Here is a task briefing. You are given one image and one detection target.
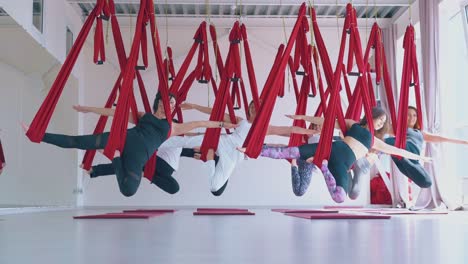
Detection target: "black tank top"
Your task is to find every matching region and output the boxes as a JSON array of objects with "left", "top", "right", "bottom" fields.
[
  {"left": 345, "top": 123, "right": 372, "bottom": 149},
  {"left": 135, "top": 113, "right": 170, "bottom": 156}
]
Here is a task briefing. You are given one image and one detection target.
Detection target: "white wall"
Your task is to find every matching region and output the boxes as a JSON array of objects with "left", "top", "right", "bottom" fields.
[
  {"left": 0, "top": 0, "right": 83, "bottom": 64},
  {"left": 0, "top": 1, "right": 85, "bottom": 206},
  {"left": 0, "top": 60, "right": 79, "bottom": 206},
  {"left": 80, "top": 22, "right": 373, "bottom": 207}
]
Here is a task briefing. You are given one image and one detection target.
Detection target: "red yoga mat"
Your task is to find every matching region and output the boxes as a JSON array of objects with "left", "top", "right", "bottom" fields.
[
  {"left": 285, "top": 212, "right": 391, "bottom": 220},
  {"left": 74, "top": 212, "right": 167, "bottom": 219},
  {"left": 366, "top": 210, "right": 448, "bottom": 215},
  {"left": 193, "top": 210, "right": 255, "bottom": 216},
  {"left": 196, "top": 208, "right": 249, "bottom": 212},
  {"left": 323, "top": 206, "right": 364, "bottom": 209},
  {"left": 122, "top": 209, "right": 176, "bottom": 213},
  {"left": 272, "top": 209, "right": 339, "bottom": 213}
]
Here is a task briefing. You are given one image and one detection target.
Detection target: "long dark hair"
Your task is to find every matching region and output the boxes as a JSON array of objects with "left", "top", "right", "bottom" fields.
[
  {"left": 358, "top": 106, "right": 388, "bottom": 129},
  {"left": 152, "top": 92, "right": 176, "bottom": 113},
  {"left": 408, "top": 106, "right": 421, "bottom": 130}
]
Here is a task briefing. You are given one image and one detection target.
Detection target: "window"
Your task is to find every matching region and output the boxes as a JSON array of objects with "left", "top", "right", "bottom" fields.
[
  {"left": 465, "top": 5, "right": 468, "bottom": 24},
  {"left": 66, "top": 27, "right": 73, "bottom": 56},
  {"left": 32, "top": 0, "right": 44, "bottom": 33}
]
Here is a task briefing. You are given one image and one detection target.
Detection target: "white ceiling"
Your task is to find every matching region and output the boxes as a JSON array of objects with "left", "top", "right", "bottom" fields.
[{"left": 67, "top": 0, "right": 417, "bottom": 20}]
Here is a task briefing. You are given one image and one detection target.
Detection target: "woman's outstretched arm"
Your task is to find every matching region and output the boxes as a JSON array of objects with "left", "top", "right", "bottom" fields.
[
  {"left": 180, "top": 103, "right": 242, "bottom": 123},
  {"left": 372, "top": 137, "right": 431, "bottom": 162},
  {"left": 423, "top": 132, "right": 468, "bottom": 145},
  {"left": 171, "top": 121, "right": 238, "bottom": 136},
  {"left": 73, "top": 105, "right": 144, "bottom": 124}
]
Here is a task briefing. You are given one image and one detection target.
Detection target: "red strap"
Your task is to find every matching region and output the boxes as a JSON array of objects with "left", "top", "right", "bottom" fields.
[
  {"left": 0, "top": 139, "right": 5, "bottom": 168},
  {"left": 243, "top": 4, "right": 307, "bottom": 158},
  {"left": 240, "top": 24, "right": 260, "bottom": 110},
  {"left": 103, "top": 0, "right": 148, "bottom": 159},
  {"left": 199, "top": 22, "right": 243, "bottom": 160},
  {"left": 26, "top": 4, "right": 102, "bottom": 142}
]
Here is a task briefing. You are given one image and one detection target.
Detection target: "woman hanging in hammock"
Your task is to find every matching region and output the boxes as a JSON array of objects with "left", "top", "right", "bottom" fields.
[
  {"left": 160, "top": 100, "right": 319, "bottom": 196},
  {"left": 238, "top": 107, "right": 431, "bottom": 203},
  {"left": 22, "top": 92, "right": 238, "bottom": 197},
  {"left": 379, "top": 106, "right": 468, "bottom": 188}
]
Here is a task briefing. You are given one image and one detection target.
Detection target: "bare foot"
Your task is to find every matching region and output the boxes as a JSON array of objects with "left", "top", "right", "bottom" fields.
[
  {"left": 236, "top": 147, "right": 246, "bottom": 153},
  {"left": 291, "top": 159, "right": 297, "bottom": 167},
  {"left": 79, "top": 164, "right": 93, "bottom": 175},
  {"left": 114, "top": 150, "right": 121, "bottom": 158},
  {"left": 20, "top": 122, "right": 29, "bottom": 133},
  {"left": 206, "top": 149, "right": 215, "bottom": 161}
]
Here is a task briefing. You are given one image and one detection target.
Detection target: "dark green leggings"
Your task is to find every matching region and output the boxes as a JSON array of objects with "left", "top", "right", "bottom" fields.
[
  {"left": 384, "top": 137, "right": 432, "bottom": 188},
  {"left": 43, "top": 131, "right": 144, "bottom": 197},
  {"left": 90, "top": 148, "right": 222, "bottom": 195}
]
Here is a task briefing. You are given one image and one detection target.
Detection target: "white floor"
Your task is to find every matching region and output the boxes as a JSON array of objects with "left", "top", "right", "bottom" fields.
[{"left": 0, "top": 208, "right": 467, "bottom": 264}]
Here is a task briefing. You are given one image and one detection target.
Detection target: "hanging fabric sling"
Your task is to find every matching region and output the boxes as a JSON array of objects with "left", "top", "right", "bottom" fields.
[
  {"left": 0, "top": 139, "right": 5, "bottom": 170},
  {"left": 242, "top": 3, "right": 307, "bottom": 158},
  {"left": 26, "top": 0, "right": 110, "bottom": 142},
  {"left": 395, "top": 24, "right": 423, "bottom": 151}
]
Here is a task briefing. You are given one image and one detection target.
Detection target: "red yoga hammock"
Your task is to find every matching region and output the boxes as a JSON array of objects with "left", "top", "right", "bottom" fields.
[{"left": 0, "top": 139, "right": 5, "bottom": 170}]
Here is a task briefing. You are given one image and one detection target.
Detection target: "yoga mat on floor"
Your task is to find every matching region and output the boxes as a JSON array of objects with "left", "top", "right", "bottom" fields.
[
  {"left": 196, "top": 208, "right": 249, "bottom": 212},
  {"left": 193, "top": 210, "right": 255, "bottom": 215},
  {"left": 362, "top": 210, "right": 448, "bottom": 215},
  {"left": 285, "top": 212, "right": 391, "bottom": 220},
  {"left": 323, "top": 206, "right": 364, "bottom": 209},
  {"left": 272, "top": 209, "right": 339, "bottom": 213},
  {"left": 122, "top": 209, "right": 176, "bottom": 213},
  {"left": 74, "top": 212, "right": 167, "bottom": 219}
]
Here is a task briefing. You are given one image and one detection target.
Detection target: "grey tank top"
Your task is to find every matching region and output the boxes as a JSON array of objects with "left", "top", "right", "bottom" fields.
[{"left": 406, "top": 128, "right": 423, "bottom": 151}]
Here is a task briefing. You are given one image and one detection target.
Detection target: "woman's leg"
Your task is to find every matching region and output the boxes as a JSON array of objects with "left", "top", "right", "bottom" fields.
[
  {"left": 89, "top": 163, "right": 115, "bottom": 178},
  {"left": 384, "top": 137, "right": 432, "bottom": 188},
  {"left": 291, "top": 159, "right": 316, "bottom": 196},
  {"left": 260, "top": 145, "right": 301, "bottom": 159},
  {"left": 112, "top": 155, "right": 143, "bottom": 197},
  {"left": 320, "top": 161, "right": 347, "bottom": 203},
  {"left": 349, "top": 155, "right": 376, "bottom": 200},
  {"left": 42, "top": 132, "right": 109, "bottom": 150},
  {"left": 152, "top": 156, "right": 180, "bottom": 194}
]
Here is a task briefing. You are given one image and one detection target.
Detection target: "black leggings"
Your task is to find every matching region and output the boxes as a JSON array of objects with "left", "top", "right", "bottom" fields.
[
  {"left": 91, "top": 156, "right": 180, "bottom": 194},
  {"left": 384, "top": 137, "right": 432, "bottom": 188},
  {"left": 43, "top": 131, "right": 144, "bottom": 197},
  {"left": 90, "top": 148, "right": 220, "bottom": 195}
]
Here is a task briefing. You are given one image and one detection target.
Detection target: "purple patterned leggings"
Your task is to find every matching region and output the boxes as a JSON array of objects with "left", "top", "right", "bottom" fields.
[{"left": 261, "top": 146, "right": 346, "bottom": 203}]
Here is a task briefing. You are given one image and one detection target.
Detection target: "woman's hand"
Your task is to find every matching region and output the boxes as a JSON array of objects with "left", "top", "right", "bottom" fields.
[
  {"left": 73, "top": 105, "right": 91, "bottom": 113},
  {"left": 285, "top": 114, "right": 302, "bottom": 120},
  {"left": 180, "top": 103, "right": 196, "bottom": 110},
  {"left": 221, "top": 122, "right": 239, "bottom": 129}
]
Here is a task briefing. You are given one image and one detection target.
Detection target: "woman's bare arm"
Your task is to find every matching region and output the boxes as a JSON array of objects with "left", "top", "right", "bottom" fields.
[
  {"left": 180, "top": 103, "right": 242, "bottom": 123},
  {"left": 266, "top": 125, "right": 319, "bottom": 136},
  {"left": 372, "top": 137, "right": 431, "bottom": 162},
  {"left": 285, "top": 115, "right": 356, "bottom": 130},
  {"left": 171, "top": 121, "right": 238, "bottom": 136},
  {"left": 73, "top": 105, "right": 144, "bottom": 124},
  {"left": 423, "top": 131, "right": 468, "bottom": 145}
]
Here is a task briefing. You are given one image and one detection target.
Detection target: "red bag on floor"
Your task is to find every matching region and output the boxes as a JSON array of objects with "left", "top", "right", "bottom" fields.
[{"left": 370, "top": 173, "right": 392, "bottom": 205}]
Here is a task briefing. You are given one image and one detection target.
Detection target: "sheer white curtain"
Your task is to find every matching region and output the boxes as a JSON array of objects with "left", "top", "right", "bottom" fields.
[{"left": 413, "top": 0, "right": 462, "bottom": 210}]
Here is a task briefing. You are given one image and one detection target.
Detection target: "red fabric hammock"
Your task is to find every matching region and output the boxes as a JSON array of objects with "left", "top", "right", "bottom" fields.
[
  {"left": 395, "top": 24, "right": 423, "bottom": 150},
  {"left": 82, "top": 0, "right": 144, "bottom": 171},
  {"left": 198, "top": 22, "right": 244, "bottom": 161},
  {"left": 26, "top": 0, "right": 108, "bottom": 142},
  {"left": 312, "top": 4, "right": 375, "bottom": 167},
  {"left": 242, "top": 3, "right": 307, "bottom": 158},
  {"left": 0, "top": 139, "right": 5, "bottom": 170}
]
